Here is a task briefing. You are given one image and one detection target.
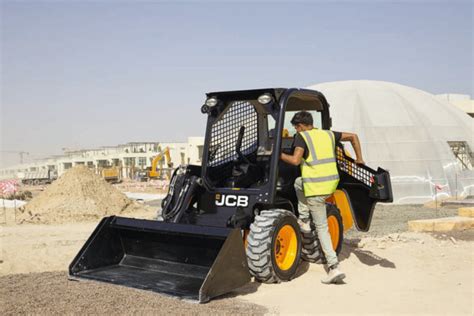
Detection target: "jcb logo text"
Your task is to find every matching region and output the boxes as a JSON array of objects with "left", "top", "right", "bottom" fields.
[{"left": 215, "top": 194, "right": 249, "bottom": 207}]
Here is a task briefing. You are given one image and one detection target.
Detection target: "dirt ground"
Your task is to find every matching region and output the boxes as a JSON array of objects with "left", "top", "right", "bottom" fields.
[
  {"left": 347, "top": 203, "right": 460, "bottom": 238},
  {"left": 0, "top": 222, "right": 96, "bottom": 275},
  {"left": 240, "top": 232, "right": 473, "bottom": 315},
  {"left": 1, "top": 271, "right": 266, "bottom": 315},
  {"left": 1, "top": 204, "right": 473, "bottom": 315}
]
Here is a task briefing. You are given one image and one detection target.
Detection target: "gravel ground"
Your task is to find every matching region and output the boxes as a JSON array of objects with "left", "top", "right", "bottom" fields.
[
  {"left": 2, "top": 203, "right": 471, "bottom": 315},
  {"left": 0, "top": 272, "right": 267, "bottom": 315},
  {"left": 346, "top": 204, "right": 460, "bottom": 239}
]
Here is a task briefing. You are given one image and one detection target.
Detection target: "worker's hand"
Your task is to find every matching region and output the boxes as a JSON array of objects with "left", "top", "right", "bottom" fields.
[{"left": 355, "top": 158, "right": 365, "bottom": 165}]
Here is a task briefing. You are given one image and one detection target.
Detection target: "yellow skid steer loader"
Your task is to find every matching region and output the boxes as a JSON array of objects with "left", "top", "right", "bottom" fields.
[{"left": 69, "top": 88, "right": 392, "bottom": 302}]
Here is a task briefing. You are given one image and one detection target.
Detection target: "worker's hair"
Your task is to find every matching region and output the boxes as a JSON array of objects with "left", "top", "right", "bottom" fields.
[{"left": 290, "top": 111, "right": 313, "bottom": 126}]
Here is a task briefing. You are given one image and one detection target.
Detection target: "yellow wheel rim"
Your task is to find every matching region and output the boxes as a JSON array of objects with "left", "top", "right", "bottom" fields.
[
  {"left": 243, "top": 229, "right": 250, "bottom": 249},
  {"left": 274, "top": 224, "right": 298, "bottom": 271},
  {"left": 327, "top": 215, "right": 340, "bottom": 250}
]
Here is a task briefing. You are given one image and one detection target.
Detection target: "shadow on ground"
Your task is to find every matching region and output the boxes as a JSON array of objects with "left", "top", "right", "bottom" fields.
[
  {"left": 219, "top": 281, "right": 262, "bottom": 300},
  {"left": 223, "top": 261, "right": 310, "bottom": 299},
  {"left": 340, "top": 240, "right": 396, "bottom": 268}
]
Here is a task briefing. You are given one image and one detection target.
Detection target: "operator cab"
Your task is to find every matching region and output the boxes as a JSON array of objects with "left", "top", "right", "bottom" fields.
[
  {"left": 201, "top": 89, "right": 331, "bottom": 200},
  {"left": 167, "top": 87, "right": 391, "bottom": 229},
  {"left": 202, "top": 96, "right": 272, "bottom": 189}
]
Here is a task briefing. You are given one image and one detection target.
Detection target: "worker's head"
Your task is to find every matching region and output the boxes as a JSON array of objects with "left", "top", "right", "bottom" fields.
[{"left": 290, "top": 111, "right": 313, "bottom": 132}]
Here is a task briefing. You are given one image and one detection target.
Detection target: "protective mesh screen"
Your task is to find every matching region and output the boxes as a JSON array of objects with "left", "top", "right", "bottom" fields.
[
  {"left": 207, "top": 101, "right": 258, "bottom": 183},
  {"left": 336, "top": 146, "right": 374, "bottom": 187}
]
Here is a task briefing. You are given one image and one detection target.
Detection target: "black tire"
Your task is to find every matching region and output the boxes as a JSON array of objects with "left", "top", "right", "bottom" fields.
[
  {"left": 300, "top": 221, "right": 323, "bottom": 263},
  {"left": 300, "top": 204, "right": 344, "bottom": 264},
  {"left": 246, "top": 209, "right": 301, "bottom": 283},
  {"left": 326, "top": 204, "right": 344, "bottom": 255}
]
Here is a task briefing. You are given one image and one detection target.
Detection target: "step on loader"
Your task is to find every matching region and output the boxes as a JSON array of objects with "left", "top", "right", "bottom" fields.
[{"left": 69, "top": 88, "right": 393, "bottom": 302}]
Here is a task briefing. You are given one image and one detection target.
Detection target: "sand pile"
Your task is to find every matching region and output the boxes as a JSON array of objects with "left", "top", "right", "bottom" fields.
[{"left": 18, "top": 166, "right": 148, "bottom": 224}]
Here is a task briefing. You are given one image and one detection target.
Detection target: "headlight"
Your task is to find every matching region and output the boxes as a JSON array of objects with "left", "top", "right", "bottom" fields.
[
  {"left": 201, "top": 105, "right": 209, "bottom": 114},
  {"left": 258, "top": 93, "right": 272, "bottom": 104},
  {"left": 205, "top": 97, "right": 218, "bottom": 107}
]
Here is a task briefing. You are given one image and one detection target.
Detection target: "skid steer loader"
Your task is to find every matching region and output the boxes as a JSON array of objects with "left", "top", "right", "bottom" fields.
[{"left": 69, "top": 88, "right": 393, "bottom": 302}]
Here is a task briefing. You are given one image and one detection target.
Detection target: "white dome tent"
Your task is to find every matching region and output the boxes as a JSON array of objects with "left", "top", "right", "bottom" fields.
[{"left": 307, "top": 80, "right": 474, "bottom": 204}]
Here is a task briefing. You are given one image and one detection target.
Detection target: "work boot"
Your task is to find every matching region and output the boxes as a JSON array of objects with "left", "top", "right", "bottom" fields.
[
  {"left": 321, "top": 265, "right": 346, "bottom": 284},
  {"left": 297, "top": 219, "right": 311, "bottom": 232}
]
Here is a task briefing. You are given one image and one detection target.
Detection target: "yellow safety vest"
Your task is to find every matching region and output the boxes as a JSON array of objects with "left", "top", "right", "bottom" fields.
[{"left": 299, "top": 129, "right": 340, "bottom": 197}]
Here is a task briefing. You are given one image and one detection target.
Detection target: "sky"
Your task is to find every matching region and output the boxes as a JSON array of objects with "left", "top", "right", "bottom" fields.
[{"left": 1, "top": 0, "right": 473, "bottom": 167}]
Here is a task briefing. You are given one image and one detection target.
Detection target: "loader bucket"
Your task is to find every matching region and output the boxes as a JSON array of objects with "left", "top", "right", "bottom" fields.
[{"left": 69, "top": 216, "right": 251, "bottom": 303}]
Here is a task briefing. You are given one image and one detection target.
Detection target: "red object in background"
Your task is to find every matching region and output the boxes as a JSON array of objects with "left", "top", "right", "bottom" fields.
[
  {"left": 435, "top": 184, "right": 442, "bottom": 192},
  {"left": 0, "top": 179, "right": 19, "bottom": 195}
]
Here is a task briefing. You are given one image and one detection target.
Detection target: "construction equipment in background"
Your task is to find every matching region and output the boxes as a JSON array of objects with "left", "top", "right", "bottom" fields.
[
  {"left": 148, "top": 147, "right": 173, "bottom": 180},
  {"left": 19, "top": 169, "right": 58, "bottom": 185},
  {"left": 135, "top": 170, "right": 149, "bottom": 182},
  {"left": 101, "top": 166, "right": 121, "bottom": 183},
  {"left": 70, "top": 88, "right": 393, "bottom": 303}
]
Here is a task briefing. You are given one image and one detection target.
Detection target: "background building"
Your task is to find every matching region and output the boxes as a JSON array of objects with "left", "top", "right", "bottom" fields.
[
  {"left": 0, "top": 137, "right": 204, "bottom": 180},
  {"left": 436, "top": 94, "right": 474, "bottom": 117}
]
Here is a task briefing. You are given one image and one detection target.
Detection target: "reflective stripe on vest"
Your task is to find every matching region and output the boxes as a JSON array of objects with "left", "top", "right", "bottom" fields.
[{"left": 299, "top": 129, "right": 339, "bottom": 197}]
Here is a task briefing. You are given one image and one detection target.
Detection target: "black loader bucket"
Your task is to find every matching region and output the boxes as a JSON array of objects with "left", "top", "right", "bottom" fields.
[{"left": 69, "top": 216, "right": 251, "bottom": 303}]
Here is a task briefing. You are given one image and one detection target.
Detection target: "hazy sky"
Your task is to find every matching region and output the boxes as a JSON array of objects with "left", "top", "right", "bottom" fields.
[{"left": 1, "top": 0, "right": 472, "bottom": 167}]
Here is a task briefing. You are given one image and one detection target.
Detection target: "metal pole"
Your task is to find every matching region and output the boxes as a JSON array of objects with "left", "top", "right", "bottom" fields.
[{"left": 455, "top": 172, "right": 458, "bottom": 200}]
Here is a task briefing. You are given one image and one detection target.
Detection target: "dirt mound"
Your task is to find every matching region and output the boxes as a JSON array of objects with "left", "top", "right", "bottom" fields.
[{"left": 17, "top": 166, "right": 146, "bottom": 224}]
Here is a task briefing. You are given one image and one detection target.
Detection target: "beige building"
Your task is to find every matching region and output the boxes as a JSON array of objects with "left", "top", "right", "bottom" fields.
[
  {"left": 436, "top": 94, "right": 474, "bottom": 117},
  {"left": 0, "top": 137, "right": 204, "bottom": 180}
]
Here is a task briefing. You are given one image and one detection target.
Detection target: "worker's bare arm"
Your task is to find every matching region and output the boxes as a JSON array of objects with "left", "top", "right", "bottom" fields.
[
  {"left": 340, "top": 132, "right": 365, "bottom": 164},
  {"left": 280, "top": 147, "right": 305, "bottom": 166}
]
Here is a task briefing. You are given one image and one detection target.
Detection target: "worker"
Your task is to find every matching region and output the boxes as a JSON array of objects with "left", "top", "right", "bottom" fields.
[{"left": 280, "top": 111, "right": 364, "bottom": 284}]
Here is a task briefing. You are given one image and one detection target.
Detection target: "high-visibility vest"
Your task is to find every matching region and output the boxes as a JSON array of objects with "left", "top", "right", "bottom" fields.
[{"left": 299, "top": 129, "right": 339, "bottom": 197}]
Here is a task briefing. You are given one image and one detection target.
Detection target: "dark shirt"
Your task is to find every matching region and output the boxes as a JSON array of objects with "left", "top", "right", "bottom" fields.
[{"left": 293, "top": 130, "right": 342, "bottom": 160}]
